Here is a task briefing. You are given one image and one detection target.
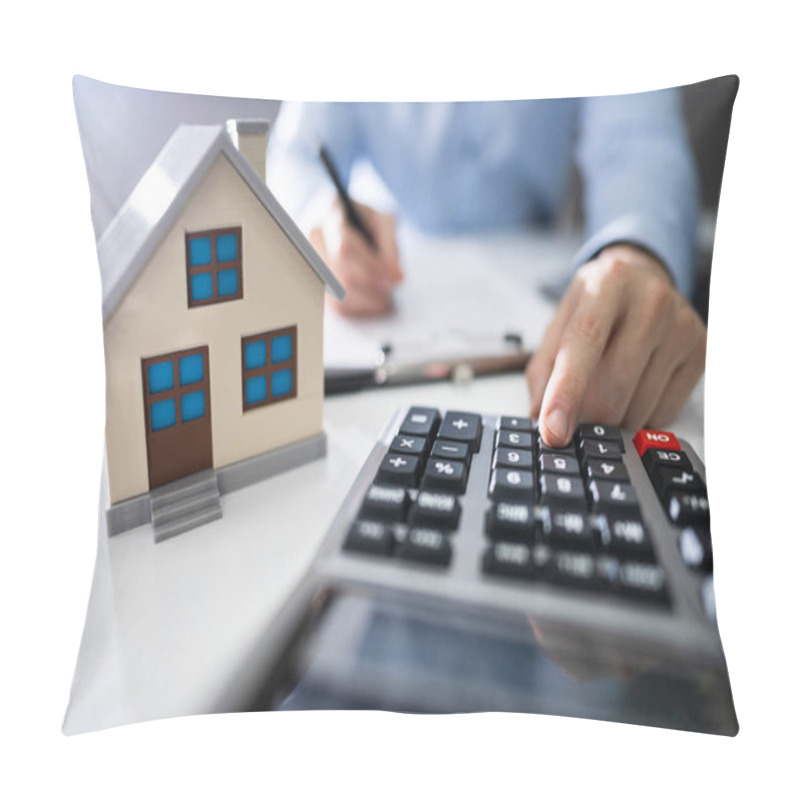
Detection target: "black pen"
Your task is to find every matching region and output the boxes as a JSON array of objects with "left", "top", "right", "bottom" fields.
[{"left": 317, "top": 142, "right": 378, "bottom": 251}]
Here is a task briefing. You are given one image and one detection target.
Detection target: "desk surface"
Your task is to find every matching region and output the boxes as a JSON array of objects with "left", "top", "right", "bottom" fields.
[{"left": 63, "top": 232, "right": 706, "bottom": 734}]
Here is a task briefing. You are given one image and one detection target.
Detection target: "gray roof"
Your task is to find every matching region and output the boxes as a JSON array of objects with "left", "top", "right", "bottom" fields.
[{"left": 97, "top": 123, "right": 345, "bottom": 321}]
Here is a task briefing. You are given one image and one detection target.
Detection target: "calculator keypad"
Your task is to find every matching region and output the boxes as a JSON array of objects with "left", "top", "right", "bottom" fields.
[
  {"left": 343, "top": 408, "right": 713, "bottom": 613},
  {"left": 483, "top": 422, "right": 670, "bottom": 605}
]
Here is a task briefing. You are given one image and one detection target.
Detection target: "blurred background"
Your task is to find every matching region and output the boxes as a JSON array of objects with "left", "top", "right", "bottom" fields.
[{"left": 73, "top": 74, "right": 737, "bottom": 322}]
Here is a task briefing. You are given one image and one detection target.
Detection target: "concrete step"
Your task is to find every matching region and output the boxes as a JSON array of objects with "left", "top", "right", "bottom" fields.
[
  {"left": 153, "top": 504, "right": 223, "bottom": 543},
  {"left": 151, "top": 489, "right": 220, "bottom": 527},
  {"left": 149, "top": 469, "right": 222, "bottom": 543},
  {"left": 150, "top": 469, "right": 219, "bottom": 512}
]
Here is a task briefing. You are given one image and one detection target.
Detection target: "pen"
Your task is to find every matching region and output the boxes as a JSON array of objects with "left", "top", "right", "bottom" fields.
[{"left": 317, "top": 142, "right": 378, "bottom": 251}]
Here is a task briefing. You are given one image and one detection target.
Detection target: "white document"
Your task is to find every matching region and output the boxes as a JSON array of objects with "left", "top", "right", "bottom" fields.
[{"left": 323, "top": 228, "right": 576, "bottom": 374}]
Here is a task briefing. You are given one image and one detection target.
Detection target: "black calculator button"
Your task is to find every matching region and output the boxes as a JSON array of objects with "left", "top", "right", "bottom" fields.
[
  {"left": 489, "top": 468, "right": 536, "bottom": 504},
  {"left": 584, "top": 457, "right": 629, "bottom": 483},
  {"left": 360, "top": 484, "right": 410, "bottom": 522},
  {"left": 537, "top": 435, "right": 576, "bottom": 457},
  {"left": 667, "top": 491, "right": 710, "bottom": 526},
  {"left": 439, "top": 411, "right": 483, "bottom": 452},
  {"left": 588, "top": 479, "right": 638, "bottom": 511},
  {"left": 642, "top": 447, "right": 693, "bottom": 474},
  {"left": 594, "top": 513, "right": 655, "bottom": 560},
  {"left": 422, "top": 458, "right": 468, "bottom": 494},
  {"left": 408, "top": 491, "right": 461, "bottom": 531},
  {"left": 679, "top": 526, "right": 713, "bottom": 573},
  {"left": 343, "top": 520, "right": 395, "bottom": 557},
  {"left": 577, "top": 423, "right": 624, "bottom": 450},
  {"left": 499, "top": 416, "right": 534, "bottom": 433},
  {"left": 539, "top": 474, "right": 587, "bottom": 508},
  {"left": 482, "top": 542, "right": 536, "bottom": 580},
  {"left": 580, "top": 439, "right": 623, "bottom": 461},
  {"left": 494, "top": 447, "right": 534, "bottom": 470},
  {"left": 539, "top": 506, "right": 594, "bottom": 550},
  {"left": 485, "top": 502, "right": 537, "bottom": 542},
  {"left": 652, "top": 465, "right": 705, "bottom": 497},
  {"left": 539, "top": 453, "right": 581, "bottom": 476},
  {"left": 617, "top": 562, "right": 670, "bottom": 605},
  {"left": 549, "top": 550, "right": 597, "bottom": 590},
  {"left": 595, "top": 556, "right": 621, "bottom": 590},
  {"left": 377, "top": 453, "right": 422, "bottom": 487},
  {"left": 389, "top": 435, "right": 428, "bottom": 456},
  {"left": 397, "top": 528, "right": 452, "bottom": 566},
  {"left": 496, "top": 429, "right": 533, "bottom": 450},
  {"left": 399, "top": 407, "right": 440, "bottom": 441},
  {"left": 430, "top": 440, "right": 470, "bottom": 462}
]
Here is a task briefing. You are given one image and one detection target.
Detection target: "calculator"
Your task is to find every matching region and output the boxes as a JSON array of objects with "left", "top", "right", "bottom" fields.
[{"left": 259, "top": 406, "right": 737, "bottom": 734}]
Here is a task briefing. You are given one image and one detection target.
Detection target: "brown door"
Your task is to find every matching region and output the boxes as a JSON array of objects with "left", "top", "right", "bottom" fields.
[{"left": 142, "top": 346, "right": 213, "bottom": 490}]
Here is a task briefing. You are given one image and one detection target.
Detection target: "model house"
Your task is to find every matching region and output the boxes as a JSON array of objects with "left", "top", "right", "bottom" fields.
[{"left": 97, "top": 120, "right": 344, "bottom": 541}]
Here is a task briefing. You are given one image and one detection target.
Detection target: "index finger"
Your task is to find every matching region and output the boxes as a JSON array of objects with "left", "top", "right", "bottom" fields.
[{"left": 538, "top": 282, "right": 624, "bottom": 447}]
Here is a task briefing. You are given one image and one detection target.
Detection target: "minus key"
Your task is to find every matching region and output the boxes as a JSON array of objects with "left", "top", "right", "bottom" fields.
[{"left": 431, "top": 440, "right": 470, "bottom": 461}]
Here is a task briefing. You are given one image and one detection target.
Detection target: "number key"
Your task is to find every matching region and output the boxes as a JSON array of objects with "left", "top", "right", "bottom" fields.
[
  {"left": 539, "top": 452, "right": 581, "bottom": 476},
  {"left": 581, "top": 439, "right": 623, "bottom": 461},
  {"left": 489, "top": 468, "right": 536, "bottom": 504},
  {"left": 588, "top": 479, "right": 638, "bottom": 511},
  {"left": 539, "top": 474, "right": 587, "bottom": 509},
  {"left": 497, "top": 430, "right": 533, "bottom": 450},
  {"left": 494, "top": 447, "right": 534, "bottom": 470},
  {"left": 584, "top": 457, "right": 629, "bottom": 483}
]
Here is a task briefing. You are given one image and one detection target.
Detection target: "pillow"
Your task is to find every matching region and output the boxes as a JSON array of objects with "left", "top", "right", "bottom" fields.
[{"left": 64, "top": 74, "right": 738, "bottom": 736}]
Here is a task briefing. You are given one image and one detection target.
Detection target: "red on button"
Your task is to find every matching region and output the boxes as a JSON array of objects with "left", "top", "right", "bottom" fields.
[{"left": 633, "top": 429, "right": 681, "bottom": 457}]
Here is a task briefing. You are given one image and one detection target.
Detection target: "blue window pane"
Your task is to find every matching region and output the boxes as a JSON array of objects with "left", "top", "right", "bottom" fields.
[
  {"left": 246, "top": 375, "right": 268, "bottom": 405},
  {"left": 244, "top": 340, "right": 267, "bottom": 369},
  {"left": 216, "top": 234, "right": 238, "bottom": 263},
  {"left": 179, "top": 353, "right": 204, "bottom": 386},
  {"left": 271, "top": 334, "right": 293, "bottom": 364},
  {"left": 181, "top": 390, "right": 205, "bottom": 422},
  {"left": 271, "top": 369, "right": 293, "bottom": 398},
  {"left": 148, "top": 361, "right": 174, "bottom": 393},
  {"left": 189, "top": 237, "right": 212, "bottom": 266},
  {"left": 150, "top": 398, "right": 176, "bottom": 431},
  {"left": 191, "top": 272, "right": 214, "bottom": 301},
  {"left": 217, "top": 268, "right": 239, "bottom": 297}
]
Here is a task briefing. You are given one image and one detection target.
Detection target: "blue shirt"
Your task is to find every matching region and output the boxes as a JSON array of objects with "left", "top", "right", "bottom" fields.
[{"left": 266, "top": 92, "right": 699, "bottom": 296}]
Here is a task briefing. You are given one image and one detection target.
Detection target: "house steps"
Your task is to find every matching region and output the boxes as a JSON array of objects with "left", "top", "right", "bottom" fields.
[{"left": 149, "top": 469, "right": 222, "bottom": 543}]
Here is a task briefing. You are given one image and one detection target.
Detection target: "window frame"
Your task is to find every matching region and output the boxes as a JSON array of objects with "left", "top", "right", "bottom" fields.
[
  {"left": 185, "top": 227, "right": 244, "bottom": 308},
  {"left": 141, "top": 346, "right": 211, "bottom": 433},
  {"left": 241, "top": 326, "right": 298, "bottom": 411}
]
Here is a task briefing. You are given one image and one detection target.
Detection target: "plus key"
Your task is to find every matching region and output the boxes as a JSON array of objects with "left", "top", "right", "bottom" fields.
[{"left": 439, "top": 411, "right": 483, "bottom": 453}]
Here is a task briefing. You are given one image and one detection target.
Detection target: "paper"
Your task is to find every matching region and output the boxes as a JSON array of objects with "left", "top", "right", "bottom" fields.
[{"left": 323, "top": 228, "right": 575, "bottom": 373}]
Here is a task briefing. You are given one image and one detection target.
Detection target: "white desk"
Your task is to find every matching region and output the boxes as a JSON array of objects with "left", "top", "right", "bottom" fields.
[{"left": 62, "top": 232, "right": 705, "bottom": 734}]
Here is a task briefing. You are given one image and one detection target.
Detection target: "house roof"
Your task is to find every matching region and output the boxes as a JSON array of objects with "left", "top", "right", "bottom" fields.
[{"left": 97, "top": 123, "right": 345, "bottom": 321}]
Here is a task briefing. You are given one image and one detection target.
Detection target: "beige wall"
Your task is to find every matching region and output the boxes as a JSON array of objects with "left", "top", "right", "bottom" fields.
[{"left": 103, "top": 154, "right": 325, "bottom": 505}]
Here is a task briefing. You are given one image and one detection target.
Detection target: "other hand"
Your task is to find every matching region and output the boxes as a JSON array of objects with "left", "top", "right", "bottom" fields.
[
  {"left": 309, "top": 199, "right": 403, "bottom": 316},
  {"left": 527, "top": 243, "right": 707, "bottom": 447}
]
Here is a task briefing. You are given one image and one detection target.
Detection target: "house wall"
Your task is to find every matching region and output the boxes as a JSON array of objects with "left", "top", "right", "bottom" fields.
[{"left": 103, "top": 153, "right": 325, "bottom": 505}]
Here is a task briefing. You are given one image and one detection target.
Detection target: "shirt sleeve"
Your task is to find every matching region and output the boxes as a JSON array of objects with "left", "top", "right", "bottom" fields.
[
  {"left": 571, "top": 88, "right": 699, "bottom": 298},
  {"left": 265, "top": 102, "right": 362, "bottom": 234}
]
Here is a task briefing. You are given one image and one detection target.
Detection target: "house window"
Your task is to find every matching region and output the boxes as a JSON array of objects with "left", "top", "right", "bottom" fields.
[
  {"left": 142, "top": 348, "right": 209, "bottom": 432},
  {"left": 241, "top": 326, "right": 297, "bottom": 410},
  {"left": 186, "top": 227, "right": 243, "bottom": 307}
]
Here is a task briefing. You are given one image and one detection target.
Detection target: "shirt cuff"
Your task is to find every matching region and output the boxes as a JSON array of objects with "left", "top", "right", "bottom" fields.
[{"left": 571, "top": 214, "right": 695, "bottom": 298}]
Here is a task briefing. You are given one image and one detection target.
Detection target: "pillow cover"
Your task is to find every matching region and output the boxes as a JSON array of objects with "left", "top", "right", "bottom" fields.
[{"left": 63, "top": 74, "right": 739, "bottom": 735}]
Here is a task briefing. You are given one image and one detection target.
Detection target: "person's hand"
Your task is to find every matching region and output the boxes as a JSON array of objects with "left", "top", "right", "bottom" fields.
[
  {"left": 527, "top": 243, "right": 707, "bottom": 447},
  {"left": 309, "top": 198, "right": 403, "bottom": 316}
]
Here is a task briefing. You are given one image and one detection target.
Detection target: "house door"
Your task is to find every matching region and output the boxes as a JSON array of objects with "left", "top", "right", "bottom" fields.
[{"left": 141, "top": 346, "right": 213, "bottom": 490}]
